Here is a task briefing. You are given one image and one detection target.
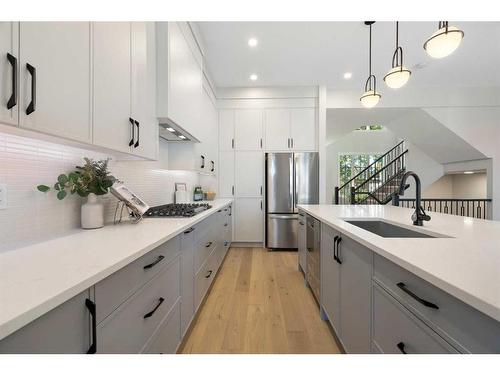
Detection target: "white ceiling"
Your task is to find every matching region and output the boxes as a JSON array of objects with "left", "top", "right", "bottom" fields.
[{"left": 196, "top": 22, "right": 500, "bottom": 89}]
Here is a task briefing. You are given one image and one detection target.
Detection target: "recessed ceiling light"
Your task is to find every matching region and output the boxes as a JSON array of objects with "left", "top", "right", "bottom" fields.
[
  {"left": 178, "top": 135, "right": 186, "bottom": 140},
  {"left": 248, "top": 38, "right": 258, "bottom": 47},
  {"left": 343, "top": 72, "right": 352, "bottom": 79},
  {"left": 166, "top": 127, "right": 175, "bottom": 133},
  {"left": 249, "top": 74, "right": 258, "bottom": 81},
  {"left": 463, "top": 171, "right": 474, "bottom": 174}
]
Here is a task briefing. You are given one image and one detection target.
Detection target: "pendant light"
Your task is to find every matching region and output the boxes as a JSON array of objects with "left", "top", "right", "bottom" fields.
[
  {"left": 384, "top": 22, "right": 411, "bottom": 89},
  {"left": 424, "top": 21, "right": 464, "bottom": 59},
  {"left": 360, "top": 21, "right": 381, "bottom": 108}
]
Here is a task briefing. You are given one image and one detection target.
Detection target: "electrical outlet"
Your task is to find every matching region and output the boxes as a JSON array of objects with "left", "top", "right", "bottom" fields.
[{"left": 0, "top": 184, "right": 7, "bottom": 209}]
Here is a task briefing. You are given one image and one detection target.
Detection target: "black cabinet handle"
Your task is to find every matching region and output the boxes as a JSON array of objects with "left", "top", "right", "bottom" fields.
[
  {"left": 335, "top": 237, "right": 342, "bottom": 264},
  {"left": 134, "top": 120, "right": 140, "bottom": 148},
  {"left": 299, "top": 221, "right": 304, "bottom": 226},
  {"left": 232, "top": 186, "right": 234, "bottom": 196},
  {"left": 260, "top": 186, "right": 263, "bottom": 195},
  {"left": 85, "top": 299, "right": 97, "bottom": 354},
  {"left": 287, "top": 138, "right": 290, "bottom": 148},
  {"left": 224, "top": 241, "right": 229, "bottom": 246},
  {"left": 211, "top": 160, "right": 215, "bottom": 172},
  {"left": 397, "top": 342, "right": 407, "bottom": 354},
  {"left": 143, "top": 297, "right": 165, "bottom": 319},
  {"left": 397, "top": 282, "right": 439, "bottom": 309},
  {"left": 184, "top": 227, "right": 195, "bottom": 234},
  {"left": 128, "top": 118, "right": 135, "bottom": 146},
  {"left": 205, "top": 270, "right": 213, "bottom": 278},
  {"left": 205, "top": 241, "right": 213, "bottom": 248},
  {"left": 224, "top": 223, "right": 228, "bottom": 227},
  {"left": 260, "top": 138, "right": 263, "bottom": 148},
  {"left": 201, "top": 155, "right": 205, "bottom": 169},
  {"left": 231, "top": 138, "right": 234, "bottom": 149},
  {"left": 7, "top": 53, "right": 17, "bottom": 109},
  {"left": 143, "top": 255, "right": 165, "bottom": 270},
  {"left": 291, "top": 138, "right": 294, "bottom": 148},
  {"left": 26, "top": 63, "right": 36, "bottom": 115},
  {"left": 333, "top": 235, "right": 339, "bottom": 261},
  {"left": 260, "top": 200, "right": 263, "bottom": 210}
]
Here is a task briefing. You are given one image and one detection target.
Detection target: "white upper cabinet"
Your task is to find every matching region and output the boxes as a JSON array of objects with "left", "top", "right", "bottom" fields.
[
  {"left": 263, "top": 107, "right": 317, "bottom": 151},
  {"left": 234, "top": 151, "right": 263, "bottom": 197},
  {"left": 290, "top": 108, "right": 316, "bottom": 151},
  {"left": 130, "top": 22, "right": 158, "bottom": 160},
  {"left": 234, "top": 109, "right": 263, "bottom": 150},
  {"left": 19, "top": 22, "right": 91, "bottom": 143},
  {"left": 0, "top": 22, "right": 19, "bottom": 126},
  {"left": 156, "top": 22, "right": 203, "bottom": 140},
  {"left": 92, "top": 22, "right": 132, "bottom": 154},
  {"left": 219, "top": 109, "right": 235, "bottom": 151},
  {"left": 264, "top": 109, "right": 290, "bottom": 151}
]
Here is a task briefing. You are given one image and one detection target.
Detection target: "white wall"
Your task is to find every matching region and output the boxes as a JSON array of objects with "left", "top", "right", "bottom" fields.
[
  {"left": 424, "top": 173, "right": 487, "bottom": 199},
  {"left": 0, "top": 134, "right": 199, "bottom": 252}
]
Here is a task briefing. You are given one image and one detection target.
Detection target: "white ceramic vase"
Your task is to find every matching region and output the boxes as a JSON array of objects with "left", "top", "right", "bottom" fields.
[{"left": 81, "top": 193, "right": 104, "bottom": 229}]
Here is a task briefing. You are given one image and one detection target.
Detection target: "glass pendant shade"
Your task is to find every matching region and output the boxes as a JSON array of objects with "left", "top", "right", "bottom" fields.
[
  {"left": 424, "top": 23, "right": 464, "bottom": 59},
  {"left": 384, "top": 66, "right": 411, "bottom": 89},
  {"left": 360, "top": 90, "right": 381, "bottom": 108}
]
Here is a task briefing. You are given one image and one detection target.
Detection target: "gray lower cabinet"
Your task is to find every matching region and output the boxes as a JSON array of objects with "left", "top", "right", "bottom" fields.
[
  {"left": 320, "top": 223, "right": 340, "bottom": 332},
  {"left": 143, "top": 301, "right": 181, "bottom": 354},
  {"left": 372, "top": 283, "right": 458, "bottom": 354},
  {"left": 298, "top": 211, "right": 307, "bottom": 273},
  {"left": 0, "top": 290, "right": 91, "bottom": 354}
]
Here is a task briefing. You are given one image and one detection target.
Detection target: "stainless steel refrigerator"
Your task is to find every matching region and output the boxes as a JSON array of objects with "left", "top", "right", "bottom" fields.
[{"left": 266, "top": 152, "right": 319, "bottom": 249}]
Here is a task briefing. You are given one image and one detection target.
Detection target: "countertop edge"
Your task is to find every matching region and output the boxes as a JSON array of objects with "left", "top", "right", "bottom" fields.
[{"left": 0, "top": 199, "right": 233, "bottom": 341}]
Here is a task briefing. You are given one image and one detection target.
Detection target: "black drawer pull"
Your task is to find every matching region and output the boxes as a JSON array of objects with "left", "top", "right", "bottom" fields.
[
  {"left": 184, "top": 227, "right": 195, "bottom": 234},
  {"left": 211, "top": 160, "right": 215, "bottom": 172},
  {"left": 397, "top": 341, "right": 407, "bottom": 354},
  {"left": 85, "top": 299, "right": 97, "bottom": 354},
  {"left": 334, "top": 237, "right": 342, "bottom": 264},
  {"left": 134, "top": 120, "right": 140, "bottom": 148},
  {"left": 143, "top": 297, "right": 165, "bottom": 319},
  {"left": 224, "top": 223, "right": 228, "bottom": 227},
  {"left": 205, "top": 241, "right": 213, "bottom": 248},
  {"left": 201, "top": 155, "right": 205, "bottom": 169},
  {"left": 143, "top": 255, "right": 165, "bottom": 270},
  {"left": 333, "top": 235, "right": 339, "bottom": 261},
  {"left": 129, "top": 117, "right": 135, "bottom": 146},
  {"left": 299, "top": 222, "right": 304, "bottom": 226},
  {"left": 205, "top": 270, "right": 213, "bottom": 278},
  {"left": 26, "top": 63, "right": 36, "bottom": 115},
  {"left": 397, "top": 282, "right": 439, "bottom": 309},
  {"left": 7, "top": 53, "right": 17, "bottom": 109}
]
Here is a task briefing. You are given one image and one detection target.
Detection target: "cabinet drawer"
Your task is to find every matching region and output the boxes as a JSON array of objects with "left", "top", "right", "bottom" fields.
[
  {"left": 95, "top": 236, "right": 180, "bottom": 323},
  {"left": 143, "top": 300, "right": 181, "bottom": 354},
  {"left": 194, "top": 231, "right": 217, "bottom": 274},
  {"left": 373, "top": 284, "right": 458, "bottom": 354},
  {"left": 97, "top": 256, "right": 180, "bottom": 353},
  {"left": 373, "top": 254, "right": 500, "bottom": 353},
  {"left": 195, "top": 247, "right": 218, "bottom": 310}
]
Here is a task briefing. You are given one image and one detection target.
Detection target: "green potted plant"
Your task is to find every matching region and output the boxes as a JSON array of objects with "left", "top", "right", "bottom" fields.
[{"left": 37, "top": 158, "right": 117, "bottom": 229}]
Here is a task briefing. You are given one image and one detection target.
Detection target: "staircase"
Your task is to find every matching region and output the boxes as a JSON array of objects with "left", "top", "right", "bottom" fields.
[{"left": 335, "top": 141, "right": 408, "bottom": 205}]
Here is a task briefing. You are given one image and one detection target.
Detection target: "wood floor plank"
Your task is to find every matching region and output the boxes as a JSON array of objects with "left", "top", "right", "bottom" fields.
[{"left": 180, "top": 247, "right": 340, "bottom": 354}]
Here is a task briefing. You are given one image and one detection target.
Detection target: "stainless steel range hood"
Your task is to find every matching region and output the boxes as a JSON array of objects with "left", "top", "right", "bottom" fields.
[{"left": 158, "top": 118, "right": 199, "bottom": 142}]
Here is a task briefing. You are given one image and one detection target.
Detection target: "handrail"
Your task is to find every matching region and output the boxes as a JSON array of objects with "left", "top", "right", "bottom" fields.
[
  {"left": 338, "top": 140, "right": 405, "bottom": 190},
  {"left": 397, "top": 198, "right": 492, "bottom": 202},
  {"left": 354, "top": 149, "right": 408, "bottom": 189}
]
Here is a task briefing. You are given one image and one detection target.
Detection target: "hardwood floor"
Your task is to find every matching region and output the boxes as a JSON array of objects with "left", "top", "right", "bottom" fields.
[{"left": 179, "top": 247, "right": 341, "bottom": 354}]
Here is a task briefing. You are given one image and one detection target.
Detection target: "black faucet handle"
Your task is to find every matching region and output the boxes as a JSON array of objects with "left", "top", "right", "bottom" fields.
[{"left": 419, "top": 206, "right": 431, "bottom": 222}]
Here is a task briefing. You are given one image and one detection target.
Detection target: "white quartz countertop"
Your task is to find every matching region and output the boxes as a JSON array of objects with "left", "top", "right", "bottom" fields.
[
  {"left": 297, "top": 204, "right": 500, "bottom": 323},
  {"left": 0, "top": 199, "right": 233, "bottom": 340}
]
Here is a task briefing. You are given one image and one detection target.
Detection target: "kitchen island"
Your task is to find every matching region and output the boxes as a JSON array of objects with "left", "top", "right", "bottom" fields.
[{"left": 298, "top": 204, "right": 500, "bottom": 354}]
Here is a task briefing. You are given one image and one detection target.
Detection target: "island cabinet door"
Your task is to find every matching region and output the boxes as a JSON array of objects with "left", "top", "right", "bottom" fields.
[
  {"left": 0, "top": 290, "right": 92, "bottom": 354},
  {"left": 320, "top": 223, "right": 340, "bottom": 333},
  {"left": 298, "top": 212, "right": 307, "bottom": 272},
  {"left": 337, "top": 235, "right": 373, "bottom": 354}
]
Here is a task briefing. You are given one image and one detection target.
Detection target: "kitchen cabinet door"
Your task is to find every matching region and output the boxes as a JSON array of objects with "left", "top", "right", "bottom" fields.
[
  {"left": 337, "top": 235, "right": 372, "bottom": 353},
  {"left": 180, "top": 228, "right": 195, "bottom": 336},
  {"left": 264, "top": 108, "right": 290, "bottom": 151},
  {"left": 0, "top": 290, "right": 91, "bottom": 354},
  {"left": 19, "top": 22, "right": 91, "bottom": 143},
  {"left": 218, "top": 151, "right": 235, "bottom": 197},
  {"left": 219, "top": 109, "right": 235, "bottom": 151},
  {"left": 298, "top": 211, "right": 307, "bottom": 272},
  {"left": 234, "top": 151, "right": 263, "bottom": 197},
  {"left": 234, "top": 198, "right": 263, "bottom": 242},
  {"left": 234, "top": 109, "right": 263, "bottom": 150},
  {"left": 320, "top": 223, "right": 341, "bottom": 333},
  {"left": 0, "top": 22, "right": 19, "bottom": 126},
  {"left": 290, "top": 108, "right": 316, "bottom": 151},
  {"left": 93, "top": 22, "right": 132, "bottom": 154},
  {"left": 131, "top": 22, "right": 158, "bottom": 160}
]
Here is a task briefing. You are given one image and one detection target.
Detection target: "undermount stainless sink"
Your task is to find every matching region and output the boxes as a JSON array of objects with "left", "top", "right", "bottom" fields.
[{"left": 344, "top": 220, "right": 442, "bottom": 238}]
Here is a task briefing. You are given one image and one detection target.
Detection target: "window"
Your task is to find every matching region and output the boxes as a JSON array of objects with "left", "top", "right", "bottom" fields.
[{"left": 339, "top": 153, "right": 381, "bottom": 188}]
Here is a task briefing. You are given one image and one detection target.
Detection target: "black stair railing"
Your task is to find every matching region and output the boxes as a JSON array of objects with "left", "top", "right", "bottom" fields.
[
  {"left": 393, "top": 197, "right": 492, "bottom": 220},
  {"left": 335, "top": 140, "right": 407, "bottom": 204}
]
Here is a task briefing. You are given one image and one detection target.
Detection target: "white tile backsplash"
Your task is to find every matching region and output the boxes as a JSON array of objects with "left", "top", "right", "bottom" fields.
[{"left": 0, "top": 134, "right": 201, "bottom": 252}]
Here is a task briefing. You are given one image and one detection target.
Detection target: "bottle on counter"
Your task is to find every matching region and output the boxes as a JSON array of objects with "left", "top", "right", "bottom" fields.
[{"left": 193, "top": 186, "right": 204, "bottom": 201}]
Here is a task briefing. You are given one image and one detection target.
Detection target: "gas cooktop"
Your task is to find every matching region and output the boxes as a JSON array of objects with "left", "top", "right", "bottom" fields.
[{"left": 144, "top": 203, "right": 212, "bottom": 218}]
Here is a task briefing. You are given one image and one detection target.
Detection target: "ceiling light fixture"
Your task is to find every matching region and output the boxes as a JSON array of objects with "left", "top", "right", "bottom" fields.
[
  {"left": 463, "top": 171, "right": 474, "bottom": 174},
  {"left": 166, "top": 127, "right": 175, "bottom": 133},
  {"left": 343, "top": 72, "right": 352, "bottom": 79},
  {"left": 424, "top": 21, "right": 464, "bottom": 59},
  {"left": 384, "top": 22, "right": 411, "bottom": 89},
  {"left": 178, "top": 135, "right": 186, "bottom": 140},
  {"left": 248, "top": 38, "right": 258, "bottom": 47},
  {"left": 249, "top": 74, "right": 258, "bottom": 81},
  {"left": 360, "top": 21, "right": 381, "bottom": 108}
]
